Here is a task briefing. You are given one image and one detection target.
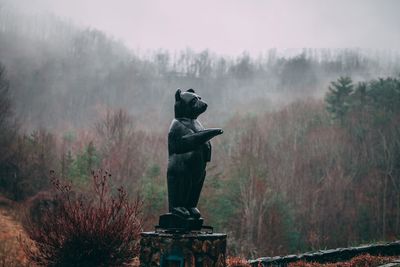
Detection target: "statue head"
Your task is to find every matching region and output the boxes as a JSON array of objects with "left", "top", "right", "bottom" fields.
[{"left": 174, "top": 89, "right": 208, "bottom": 119}]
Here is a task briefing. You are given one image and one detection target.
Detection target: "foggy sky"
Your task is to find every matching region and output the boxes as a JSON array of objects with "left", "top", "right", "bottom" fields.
[{"left": 5, "top": 0, "right": 400, "bottom": 55}]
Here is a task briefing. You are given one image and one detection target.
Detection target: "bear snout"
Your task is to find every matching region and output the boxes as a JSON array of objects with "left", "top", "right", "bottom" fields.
[{"left": 200, "top": 102, "right": 208, "bottom": 113}]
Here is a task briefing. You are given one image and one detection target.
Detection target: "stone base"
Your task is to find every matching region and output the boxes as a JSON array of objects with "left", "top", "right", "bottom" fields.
[
  {"left": 140, "top": 231, "right": 227, "bottom": 267},
  {"left": 159, "top": 213, "right": 204, "bottom": 231}
]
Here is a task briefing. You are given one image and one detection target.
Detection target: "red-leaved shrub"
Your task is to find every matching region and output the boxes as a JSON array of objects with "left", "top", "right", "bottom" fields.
[
  {"left": 226, "top": 256, "right": 251, "bottom": 267},
  {"left": 22, "top": 170, "right": 142, "bottom": 267}
]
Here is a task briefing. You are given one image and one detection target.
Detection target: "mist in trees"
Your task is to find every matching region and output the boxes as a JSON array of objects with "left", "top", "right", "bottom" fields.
[
  {"left": 1, "top": 1, "right": 400, "bottom": 260},
  {"left": 1, "top": 3, "right": 400, "bottom": 132}
]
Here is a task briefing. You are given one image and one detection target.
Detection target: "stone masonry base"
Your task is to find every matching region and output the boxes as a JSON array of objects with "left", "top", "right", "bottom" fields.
[{"left": 140, "top": 231, "right": 227, "bottom": 267}]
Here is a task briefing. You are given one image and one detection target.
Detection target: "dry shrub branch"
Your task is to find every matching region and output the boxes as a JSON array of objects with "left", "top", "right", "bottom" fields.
[{"left": 22, "top": 170, "right": 142, "bottom": 267}]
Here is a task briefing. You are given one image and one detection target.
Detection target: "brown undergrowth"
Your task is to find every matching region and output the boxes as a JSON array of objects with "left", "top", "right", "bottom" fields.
[
  {"left": 226, "top": 256, "right": 251, "bottom": 267},
  {"left": 0, "top": 197, "right": 28, "bottom": 267},
  {"left": 289, "top": 254, "right": 397, "bottom": 267}
]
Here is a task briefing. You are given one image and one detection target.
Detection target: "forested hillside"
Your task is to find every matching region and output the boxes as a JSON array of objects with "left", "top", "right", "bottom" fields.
[
  {"left": 1, "top": 3, "right": 400, "bottom": 131},
  {"left": 0, "top": 2, "right": 400, "bottom": 259}
]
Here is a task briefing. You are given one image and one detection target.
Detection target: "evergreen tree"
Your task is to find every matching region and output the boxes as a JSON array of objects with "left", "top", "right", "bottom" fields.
[
  {"left": 68, "top": 142, "right": 100, "bottom": 185},
  {"left": 325, "top": 76, "right": 354, "bottom": 124},
  {"left": 0, "top": 64, "right": 17, "bottom": 162},
  {"left": 351, "top": 82, "right": 368, "bottom": 109}
]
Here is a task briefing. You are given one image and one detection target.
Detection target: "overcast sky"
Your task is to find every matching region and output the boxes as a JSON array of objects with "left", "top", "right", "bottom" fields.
[{"left": 6, "top": 0, "right": 400, "bottom": 55}]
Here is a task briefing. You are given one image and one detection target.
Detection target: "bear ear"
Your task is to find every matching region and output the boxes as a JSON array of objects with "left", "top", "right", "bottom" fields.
[
  {"left": 175, "top": 89, "right": 182, "bottom": 101},
  {"left": 186, "top": 88, "right": 195, "bottom": 93}
]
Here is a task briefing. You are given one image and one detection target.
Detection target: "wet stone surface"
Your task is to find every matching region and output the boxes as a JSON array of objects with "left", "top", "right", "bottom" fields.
[
  {"left": 140, "top": 232, "right": 227, "bottom": 267},
  {"left": 249, "top": 241, "right": 400, "bottom": 267}
]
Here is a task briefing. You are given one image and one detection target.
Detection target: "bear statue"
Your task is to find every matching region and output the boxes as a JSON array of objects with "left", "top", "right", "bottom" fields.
[{"left": 159, "top": 88, "right": 223, "bottom": 230}]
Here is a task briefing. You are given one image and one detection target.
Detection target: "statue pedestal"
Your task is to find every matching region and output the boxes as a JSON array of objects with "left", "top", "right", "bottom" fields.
[
  {"left": 159, "top": 213, "right": 204, "bottom": 231},
  {"left": 139, "top": 231, "right": 227, "bottom": 267}
]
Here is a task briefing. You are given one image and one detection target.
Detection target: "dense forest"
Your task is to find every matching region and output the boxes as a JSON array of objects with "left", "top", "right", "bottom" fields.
[{"left": 0, "top": 2, "right": 400, "bottom": 260}]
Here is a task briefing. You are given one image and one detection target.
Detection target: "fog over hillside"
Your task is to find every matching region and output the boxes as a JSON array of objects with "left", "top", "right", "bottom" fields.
[
  {"left": 1, "top": 1, "right": 400, "bottom": 132},
  {"left": 5, "top": 0, "right": 400, "bottom": 54}
]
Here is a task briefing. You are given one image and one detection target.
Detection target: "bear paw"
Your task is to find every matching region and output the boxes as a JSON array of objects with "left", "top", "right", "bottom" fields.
[
  {"left": 188, "top": 207, "right": 201, "bottom": 219},
  {"left": 171, "top": 207, "right": 190, "bottom": 218}
]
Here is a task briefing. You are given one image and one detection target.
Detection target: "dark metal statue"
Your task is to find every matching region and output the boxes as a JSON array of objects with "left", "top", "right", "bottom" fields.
[{"left": 158, "top": 88, "right": 223, "bottom": 231}]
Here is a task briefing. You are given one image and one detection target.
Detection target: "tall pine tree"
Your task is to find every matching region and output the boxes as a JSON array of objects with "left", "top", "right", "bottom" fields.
[{"left": 325, "top": 76, "right": 354, "bottom": 124}]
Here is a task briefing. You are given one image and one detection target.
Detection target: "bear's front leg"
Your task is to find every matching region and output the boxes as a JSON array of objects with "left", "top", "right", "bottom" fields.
[{"left": 170, "top": 128, "right": 223, "bottom": 154}]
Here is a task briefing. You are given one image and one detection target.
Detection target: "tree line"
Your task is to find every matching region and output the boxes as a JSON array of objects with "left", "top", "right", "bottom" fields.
[
  {"left": 1, "top": 3, "right": 400, "bottom": 131},
  {"left": 1, "top": 60, "right": 400, "bottom": 257}
]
